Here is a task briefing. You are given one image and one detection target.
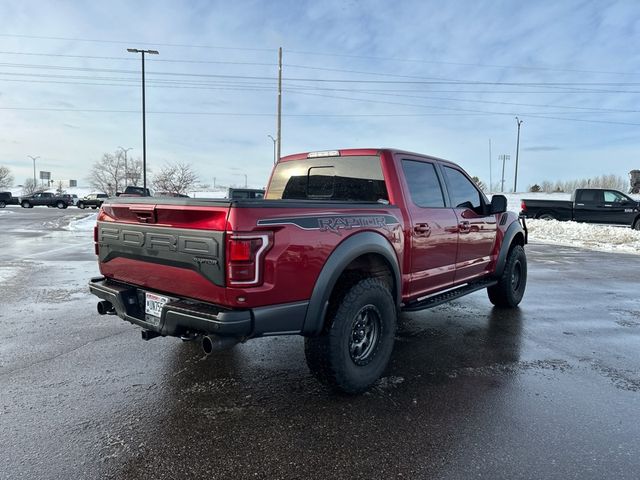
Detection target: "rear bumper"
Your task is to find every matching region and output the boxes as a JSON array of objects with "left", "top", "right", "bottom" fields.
[{"left": 89, "top": 277, "right": 308, "bottom": 338}]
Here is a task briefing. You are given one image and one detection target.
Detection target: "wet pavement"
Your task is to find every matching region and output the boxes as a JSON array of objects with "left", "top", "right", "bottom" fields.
[{"left": 1, "top": 208, "right": 639, "bottom": 479}]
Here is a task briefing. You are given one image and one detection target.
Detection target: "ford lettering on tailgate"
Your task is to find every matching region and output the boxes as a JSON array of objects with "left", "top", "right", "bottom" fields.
[{"left": 98, "top": 222, "right": 225, "bottom": 286}]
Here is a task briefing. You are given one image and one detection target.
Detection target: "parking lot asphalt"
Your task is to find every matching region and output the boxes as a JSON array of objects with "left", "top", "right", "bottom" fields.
[{"left": 0, "top": 208, "right": 639, "bottom": 479}]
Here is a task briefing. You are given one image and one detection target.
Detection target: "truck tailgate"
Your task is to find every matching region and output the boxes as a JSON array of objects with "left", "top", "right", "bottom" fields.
[{"left": 97, "top": 200, "right": 231, "bottom": 304}]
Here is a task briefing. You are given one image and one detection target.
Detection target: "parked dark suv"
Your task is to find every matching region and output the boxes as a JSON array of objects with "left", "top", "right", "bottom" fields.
[{"left": 77, "top": 193, "right": 109, "bottom": 209}]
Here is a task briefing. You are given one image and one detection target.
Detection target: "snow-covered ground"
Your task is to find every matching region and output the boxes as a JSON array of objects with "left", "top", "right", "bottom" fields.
[
  {"left": 65, "top": 213, "right": 98, "bottom": 231},
  {"left": 6, "top": 191, "right": 637, "bottom": 255},
  {"left": 497, "top": 192, "right": 640, "bottom": 255}
]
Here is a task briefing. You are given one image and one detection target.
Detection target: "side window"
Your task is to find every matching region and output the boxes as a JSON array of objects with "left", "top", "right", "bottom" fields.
[
  {"left": 604, "top": 191, "right": 626, "bottom": 203},
  {"left": 577, "top": 190, "right": 602, "bottom": 203},
  {"left": 401, "top": 160, "right": 445, "bottom": 208},
  {"left": 443, "top": 166, "right": 482, "bottom": 211}
]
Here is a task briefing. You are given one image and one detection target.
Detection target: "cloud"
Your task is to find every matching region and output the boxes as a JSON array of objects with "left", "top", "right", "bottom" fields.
[{"left": 0, "top": 0, "right": 639, "bottom": 187}]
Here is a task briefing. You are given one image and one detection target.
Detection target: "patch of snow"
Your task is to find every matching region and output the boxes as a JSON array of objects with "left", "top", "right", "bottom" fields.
[
  {"left": 488, "top": 192, "right": 640, "bottom": 255},
  {"left": 526, "top": 219, "right": 640, "bottom": 255},
  {"left": 65, "top": 214, "right": 98, "bottom": 231},
  {"left": 0, "top": 209, "right": 13, "bottom": 215},
  {"left": 189, "top": 190, "right": 229, "bottom": 199},
  {"left": 0, "top": 266, "right": 20, "bottom": 283}
]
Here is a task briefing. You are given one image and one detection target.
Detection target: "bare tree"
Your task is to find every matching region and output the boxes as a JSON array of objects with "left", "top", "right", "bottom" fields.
[
  {"left": 21, "top": 178, "right": 39, "bottom": 196},
  {"left": 88, "top": 152, "right": 125, "bottom": 196},
  {"left": 55, "top": 181, "right": 66, "bottom": 195},
  {"left": 126, "top": 157, "right": 144, "bottom": 186},
  {"left": 0, "top": 166, "right": 14, "bottom": 189},
  {"left": 471, "top": 176, "right": 488, "bottom": 193},
  {"left": 152, "top": 162, "right": 199, "bottom": 195}
]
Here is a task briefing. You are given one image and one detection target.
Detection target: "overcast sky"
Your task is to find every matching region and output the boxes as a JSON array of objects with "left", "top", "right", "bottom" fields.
[{"left": 1, "top": 0, "right": 639, "bottom": 191}]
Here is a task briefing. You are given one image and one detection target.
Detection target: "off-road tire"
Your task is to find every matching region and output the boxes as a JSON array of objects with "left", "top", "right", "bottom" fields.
[
  {"left": 0, "top": 201, "right": 5, "bottom": 208},
  {"left": 633, "top": 217, "right": 640, "bottom": 230},
  {"left": 78, "top": 202, "right": 85, "bottom": 209},
  {"left": 91, "top": 206, "right": 97, "bottom": 209},
  {"left": 488, "top": 245, "right": 527, "bottom": 308},
  {"left": 304, "top": 278, "right": 397, "bottom": 394},
  {"left": 56, "top": 201, "right": 65, "bottom": 209},
  {"left": 21, "top": 200, "right": 31, "bottom": 208}
]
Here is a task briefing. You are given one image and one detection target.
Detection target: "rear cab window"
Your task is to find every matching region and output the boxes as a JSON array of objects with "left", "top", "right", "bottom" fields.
[
  {"left": 401, "top": 160, "right": 445, "bottom": 208},
  {"left": 266, "top": 155, "right": 389, "bottom": 202}
]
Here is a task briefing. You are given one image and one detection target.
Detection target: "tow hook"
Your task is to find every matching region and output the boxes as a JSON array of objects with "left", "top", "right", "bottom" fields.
[{"left": 141, "top": 330, "right": 161, "bottom": 341}]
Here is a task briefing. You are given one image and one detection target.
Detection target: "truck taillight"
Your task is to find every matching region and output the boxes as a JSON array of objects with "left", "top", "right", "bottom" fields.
[
  {"left": 226, "top": 233, "right": 271, "bottom": 286},
  {"left": 93, "top": 225, "right": 99, "bottom": 255},
  {"left": 521, "top": 201, "right": 526, "bottom": 212}
]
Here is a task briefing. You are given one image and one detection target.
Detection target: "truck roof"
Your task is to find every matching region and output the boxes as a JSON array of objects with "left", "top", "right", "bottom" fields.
[{"left": 279, "top": 148, "right": 455, "bottom": 166}]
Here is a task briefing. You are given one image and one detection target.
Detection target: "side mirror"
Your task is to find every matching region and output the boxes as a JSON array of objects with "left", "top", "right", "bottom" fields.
[{"left": 490, "top": 195, "right": 507, "bottom": 214}]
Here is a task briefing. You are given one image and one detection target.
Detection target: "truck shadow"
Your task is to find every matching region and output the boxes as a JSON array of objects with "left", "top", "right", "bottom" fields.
[{"left": 109, "top": 305, "right": 525, "bottom": 479}]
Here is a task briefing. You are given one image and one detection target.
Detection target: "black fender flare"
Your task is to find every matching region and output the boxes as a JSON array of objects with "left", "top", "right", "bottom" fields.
[
  {"left": 494, "top": 221, "right": 526, "bottom": 277},
  {"left": 302, "top": 231, "right": 401, "bottom": 336}
]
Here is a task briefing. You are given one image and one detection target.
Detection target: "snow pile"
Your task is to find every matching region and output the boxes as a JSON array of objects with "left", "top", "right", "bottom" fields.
[
  {"left": 65, "top": 214, "right": 98, "bottom": 231},
  {"left": 526, "top": 219, "right": 640, "bottom": 254},
  {"left": 188, "top": 190, "right": 229, "bottom": 199}
]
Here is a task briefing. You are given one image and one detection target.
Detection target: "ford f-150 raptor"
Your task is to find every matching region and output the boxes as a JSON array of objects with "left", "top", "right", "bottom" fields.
[{"left": 89, "top": 148, "right": 528, "bottom": 393}]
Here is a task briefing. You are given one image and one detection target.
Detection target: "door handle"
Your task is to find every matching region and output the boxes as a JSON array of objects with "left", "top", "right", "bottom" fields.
[
  {"left": 458, "top": 221, "right": 471, "bottom": 234},
  {"left": 414, "top": 223, "right": 431, "bottom": 235}
]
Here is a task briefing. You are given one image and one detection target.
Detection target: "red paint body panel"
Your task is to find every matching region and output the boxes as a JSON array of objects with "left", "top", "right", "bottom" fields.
[{"left": 96, "top": 148, "right": 518, "bottom": 310}]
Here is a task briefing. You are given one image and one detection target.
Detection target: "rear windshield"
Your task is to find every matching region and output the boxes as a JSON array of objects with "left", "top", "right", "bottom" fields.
[{"left": 266, "top": 155, "right": 388, "bottom": 202}]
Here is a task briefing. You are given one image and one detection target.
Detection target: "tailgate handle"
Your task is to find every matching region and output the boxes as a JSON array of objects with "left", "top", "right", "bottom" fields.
[{"left": 130, "top": 206, "right": 157, "bottom": 224}]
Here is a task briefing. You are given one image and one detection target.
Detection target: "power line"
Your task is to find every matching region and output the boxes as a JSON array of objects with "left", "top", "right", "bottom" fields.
[
  {"left": 2, "top": 106, "right": 640, "bottom": 126},
  {"left": 5, "top": 61, "right": 640, "bottom": 87},
  {"left": 0, "top": 50, "right": 276, "bottom": 66},
  {"left": 285, "top": 49, "right": 640, "bottom": 77},
  {"left": 3, "top": 71, "right": 640, "bottom": 114},
  {"left": 0, "top": 33, "right": 274, "bottom": 52},
  {"left": 1, "top": 32, "right": 637, "bottom": 77}
]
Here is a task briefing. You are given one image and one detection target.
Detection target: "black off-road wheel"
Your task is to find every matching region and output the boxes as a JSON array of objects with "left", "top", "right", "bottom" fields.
[
  {"left": 304, "top": 278, "right": 397, "bottom": 394},
  {"left": 21, "top": 200, "right": 31, "bottom": 208},
  {"left": 77, "top": 202, "right": 85, "bottom": 209},
  {"left": 633, "top": 218, "right": 640, "bottom": 230},
  {"left": 56, "top": 201, "right": 65, "bottom": 209},
  {"left": 488, "top": 245, "right": 527, "bottom": 308},
  {"left": 0, "top": 201, "right": 5, "bottom": 208}
]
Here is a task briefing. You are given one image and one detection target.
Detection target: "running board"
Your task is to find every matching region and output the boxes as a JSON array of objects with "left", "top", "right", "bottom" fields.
[{"left": 402, "top": 279, "right": 497, "bottom": 312}]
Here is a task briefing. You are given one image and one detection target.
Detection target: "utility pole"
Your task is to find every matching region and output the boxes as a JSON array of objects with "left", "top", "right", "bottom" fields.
[
  {"left": 28, "top": 155, "right": 39, "bottom": 187},
  {"left": 488, "top": 139, "right": 492, "bottom": 193},
  {"left": 127, "top": 48, "right": 159, "bottom": 194},
  {"left": 117, "top": 146, "right": 133, "bottom": 187},
  {"left": 268, "top": 135, "right": 277, "bottom": 164},
  {"left": 276, "top": 47, "right": 282, "bottom": 163},
  {"left": 514, "top": 117, "right": 523, "bottom": 193},
  {"left": 498, "top": 154, "right": 510, "bottom": 193}
]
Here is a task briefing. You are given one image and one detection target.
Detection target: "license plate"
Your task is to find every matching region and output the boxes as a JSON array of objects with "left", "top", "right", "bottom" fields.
[{"left": 145, "top": 292, "right": 170, "bottom": 325}]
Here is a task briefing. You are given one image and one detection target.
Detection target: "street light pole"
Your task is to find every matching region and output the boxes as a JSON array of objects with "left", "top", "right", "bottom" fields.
[
  {"left": 117, "top": 146, "right": 133, "bottom": 187},
  {"left": 127, "top": 48, "right": 159, "bottom": 194},
  {"left": 498, "top": 154, "right": 510, "bottom": 193},
  {"left": 514, "top": 116, "right": 523, "bottom": 193},
  {"left": 27, "top": 155, "right": 39, "bottom": 187},
  {"left": 267, "top": 135, "right": 277, "bottom": 164}
]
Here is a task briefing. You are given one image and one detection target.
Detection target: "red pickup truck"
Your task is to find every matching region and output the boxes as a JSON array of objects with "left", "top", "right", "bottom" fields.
[{"left": 90, "top": 148, "right": 527, "bottom": 393}]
